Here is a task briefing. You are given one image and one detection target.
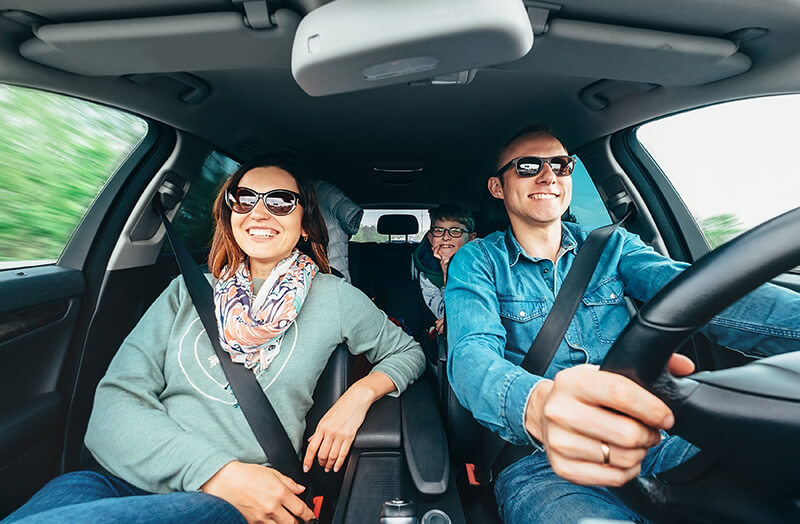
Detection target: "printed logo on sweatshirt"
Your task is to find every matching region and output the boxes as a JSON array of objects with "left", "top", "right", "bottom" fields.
[{"left": 177, "top": 317, "right": 298, "bottom": 405}]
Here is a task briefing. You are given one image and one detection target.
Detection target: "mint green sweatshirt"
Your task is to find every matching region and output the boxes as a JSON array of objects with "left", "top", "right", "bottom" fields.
[{"left": 84, "top": 273, "right": 425, "bottom": 494}]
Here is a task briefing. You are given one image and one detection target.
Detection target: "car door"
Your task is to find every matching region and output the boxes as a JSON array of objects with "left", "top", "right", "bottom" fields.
[{"left": 0, "top": 83, "right": 166, "bottom": 516}]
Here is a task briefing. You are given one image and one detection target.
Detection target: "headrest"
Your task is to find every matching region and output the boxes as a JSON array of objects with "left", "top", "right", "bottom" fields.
[
  {"left": 477, "top": 190, "right": 576, "bottom": 237},
  {"left": 377, "top": 214, "right": 420, "bottom": 235},
  {"left": 477, "top": 192, "right": 509, "bottom": 237}
]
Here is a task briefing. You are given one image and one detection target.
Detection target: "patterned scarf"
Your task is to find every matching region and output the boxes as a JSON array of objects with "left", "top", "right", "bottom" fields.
[{"left": 214, "top": 250, "right": 318, "bottom": 374}]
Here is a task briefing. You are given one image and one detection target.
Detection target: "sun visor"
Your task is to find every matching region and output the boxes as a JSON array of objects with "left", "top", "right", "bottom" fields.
[
  {"left": 19, "top": 10, "right": 300, "bottom": 76},
  {"left": 290, "top": 0, "right": 533, "bottom": 96},
  {"left": 495, "top": 18, "right": 751, "bottom": 86}
]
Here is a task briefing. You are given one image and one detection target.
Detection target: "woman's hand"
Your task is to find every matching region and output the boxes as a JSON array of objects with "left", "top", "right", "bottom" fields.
[
  {"left": 303, "top": 372, "right": 396, "bottom": 474},
  {"left": 524, "top": 354, "right": 695, "bottom": 487},
  {"left": 200, "top": 461, "right": 315, "bottom": 524},
  {"left": 434, "top": 317, "right": 445, "bottom": 335}
]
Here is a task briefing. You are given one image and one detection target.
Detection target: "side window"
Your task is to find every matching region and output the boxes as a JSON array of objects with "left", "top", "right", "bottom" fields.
[
  {"left": 171, "top": 151, "right": 240, "bottom": 251},
  {"left": 351, "top": 210, "right": 431, "bottom": 243},
  {"left": 637, "top": 95, "right": 800, "bottom": 250},
  {"left": 568, "top": 157, "right": 611, "bottom": 228},
  {"left": 0, "top": 84, "right": 148, "bottom": 269}
]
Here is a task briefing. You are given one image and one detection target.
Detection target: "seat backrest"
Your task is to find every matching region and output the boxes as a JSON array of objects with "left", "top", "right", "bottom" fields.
[
  {"left": 476, "top": 190, "right": 509, "bottom": 238},
  {"left": 477, "top": 189, "right": 575, "bottom": 237},
  {"left": 349, "top": 241, "right": 427, "bottom": 341},
  {"left": 304, "top": 343, "right": 351, "bottom": 436},
  {"left": 304, "top": 343, "right": 352, "bottom": 495},
  {"left": 439, "top": 336, "right": 484, "bottom": 465}
]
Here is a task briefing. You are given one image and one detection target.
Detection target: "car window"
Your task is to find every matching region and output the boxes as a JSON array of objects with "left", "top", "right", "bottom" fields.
[
  {"left": 169, "top": 150, "right": 240, "bottom": 252},
  {"left": 637, "top": 95, "right": 800, "bottom": 250},
  {"left": 351, "top": 209, "right": 431, "bottom": 243},
  {"left": 568, "top": 157, "right": 611, "bottom": 228},
  {"left": 0, "top": 84, "right": 148, "bottom": 270}
]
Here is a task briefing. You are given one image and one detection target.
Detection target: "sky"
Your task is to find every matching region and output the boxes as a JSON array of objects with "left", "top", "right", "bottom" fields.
[{"left": 637, "top": 94, "right": 800, "bottom": 231}]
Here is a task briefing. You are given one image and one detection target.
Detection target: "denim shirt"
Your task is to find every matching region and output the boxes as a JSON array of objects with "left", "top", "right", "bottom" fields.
[{"left": 445, "top": 223, "right": 800, "bottom": 446}]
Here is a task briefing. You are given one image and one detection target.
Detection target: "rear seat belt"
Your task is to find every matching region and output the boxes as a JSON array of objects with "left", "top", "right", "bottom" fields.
[
  {"left": 481, "top": 211, "right": 632, "bottom": 481},
  {"left": 154, "top": 198, "right": 308, "bottom": 487}
]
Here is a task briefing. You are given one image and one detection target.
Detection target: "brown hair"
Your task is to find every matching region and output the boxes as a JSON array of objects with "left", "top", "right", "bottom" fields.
[
  {"left": 208, "top": 153, "right": 331, "bottom": 279},
  {"left": 429, "top": 202, "right": 476, "bottom": 233}
]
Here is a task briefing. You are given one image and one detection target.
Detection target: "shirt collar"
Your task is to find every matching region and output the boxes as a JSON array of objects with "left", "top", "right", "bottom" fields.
[{"left": 505, "top": 223, "right": 579, "bottom": 267}]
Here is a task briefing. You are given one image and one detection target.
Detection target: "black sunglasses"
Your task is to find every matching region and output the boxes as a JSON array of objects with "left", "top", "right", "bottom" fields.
[
  {"left": 225, "top": 187, "right": 303, "bottom": 216},
  {"left": 496, "top": 155, "right": 576, "bottom": 178},
  {"left": 429, "top": 226, "right": 470, "bottom": 238}
]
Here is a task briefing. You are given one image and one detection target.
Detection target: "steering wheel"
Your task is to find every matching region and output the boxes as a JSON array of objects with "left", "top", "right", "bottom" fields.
[{"left": 600, "top": 206, "right": 800, "bottom": 523}]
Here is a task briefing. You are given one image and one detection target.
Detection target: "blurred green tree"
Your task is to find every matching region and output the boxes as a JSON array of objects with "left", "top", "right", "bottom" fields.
[
  {"left": 700, "top": 213, "right": 744, "bottom": 249},
  {"left": 351, "top": 224, "right": 387, "bottom": 243},
  {"left": 0, "top": 84, "right": 147, "bottom": 264}
]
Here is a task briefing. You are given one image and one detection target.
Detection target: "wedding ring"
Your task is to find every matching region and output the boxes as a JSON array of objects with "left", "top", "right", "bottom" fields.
[{"left": 600, "top": 441, "right": 611, "bottom": 466}]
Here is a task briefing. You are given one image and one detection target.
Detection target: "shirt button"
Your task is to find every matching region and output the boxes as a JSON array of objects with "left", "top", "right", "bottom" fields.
[
  {"left": 519, "top": 311, "right": 526, "bottom": 317},
  {"left": 543, "top": 268, "right": 549, "bottom": 273},
  {"left": 610, "top": 293, "right": 617, "bottom": 299}
]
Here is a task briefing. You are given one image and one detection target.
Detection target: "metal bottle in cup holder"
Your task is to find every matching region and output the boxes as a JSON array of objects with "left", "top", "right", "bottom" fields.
[{"left": 378, "top": 499, "right": 418, "bottom": 524}]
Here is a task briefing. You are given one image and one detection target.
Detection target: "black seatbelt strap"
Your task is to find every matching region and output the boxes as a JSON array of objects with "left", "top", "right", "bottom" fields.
[
  {"left": 155, "top": 201, "right": 307, "bottom": 485},
  {"left": 482, "top": 211, "right": 632, "bottom": 481},
  {"left": 520, "top": 213, "right": 630, "bottom": 374}
]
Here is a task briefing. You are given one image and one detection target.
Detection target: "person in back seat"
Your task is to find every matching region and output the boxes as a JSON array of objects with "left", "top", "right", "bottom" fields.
[
  {"left": 413, "top": 202, "right": 476, "bottom": 335},
  {"left": 311, "top": 178, "right": 363, "bottom": 282},
  {"left": 445, "top": 125, "right": 800, "bottom": 524},
  {"left": 5, "top": 155, "right": 424, "bottom": 524}
]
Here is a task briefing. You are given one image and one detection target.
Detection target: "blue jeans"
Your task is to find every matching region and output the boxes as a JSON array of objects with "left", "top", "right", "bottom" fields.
[
  {"left": 2, "top": 471, "right": 246, "bottom": 524},
  {"left": 493, "top": 435, "right": 698, "bottom": 524}
]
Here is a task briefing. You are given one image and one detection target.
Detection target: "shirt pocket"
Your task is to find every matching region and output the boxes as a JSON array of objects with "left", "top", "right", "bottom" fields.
[
  {"left": 581, "top": 277, "right": 628, "bottom": 344},
  {"left": 498, "top": 297, "right": 547, "bottom": 323},
  {"left": 498, "top": 297, "right": 547, "bottom": 358}
]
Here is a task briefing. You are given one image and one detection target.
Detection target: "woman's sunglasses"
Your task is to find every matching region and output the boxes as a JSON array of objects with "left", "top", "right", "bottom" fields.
[
  {"left": 225, "top": 187, "right": 303, "bottom": 216},
  {"left": 496, "top": 155, "right": 576, "bottom": 178}
]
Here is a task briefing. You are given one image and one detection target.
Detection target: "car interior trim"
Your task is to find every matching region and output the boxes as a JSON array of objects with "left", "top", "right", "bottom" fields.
[{"left": 19, "top": 10, "right": 301, "bottom": 77}]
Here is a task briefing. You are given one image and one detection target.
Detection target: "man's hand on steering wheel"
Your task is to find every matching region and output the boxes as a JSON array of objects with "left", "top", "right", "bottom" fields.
[{"left": 524, "top": 354, "right": 695, "bottom": 487}]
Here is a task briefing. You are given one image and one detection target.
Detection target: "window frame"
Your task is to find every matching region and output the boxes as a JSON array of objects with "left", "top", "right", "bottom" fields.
[
  {"left": 619, "top": 97, "right": 800, "bottom": 285},
  {"left": 59, "top": 123, "right": 159, "bottom": 270},
  {"left": 0, "top": 83, "right": 158, "bottom": 271}
]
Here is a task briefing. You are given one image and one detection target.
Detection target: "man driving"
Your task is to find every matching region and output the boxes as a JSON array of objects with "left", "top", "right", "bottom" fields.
[{"left": 444, "top": 125, "right": 800, "bottom": 523}]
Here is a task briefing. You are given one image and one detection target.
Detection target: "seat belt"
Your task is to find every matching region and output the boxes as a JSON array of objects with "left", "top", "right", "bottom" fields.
[
  {"left": 155, "top": 199, "right": 308, "bottom": 486},
  {"left": 481, "top": 212, "right": 631, "bottom": 481}
]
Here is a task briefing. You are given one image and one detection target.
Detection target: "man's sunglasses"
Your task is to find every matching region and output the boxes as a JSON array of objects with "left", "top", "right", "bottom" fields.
[
  {"left": 496, "top": 155, "right": 576, "bottom": 178},
  {"left": 225, "top": 187, "right": 303, "bottom": 216},
  {"left": 429, "top": 226, "right": 470, "bottom": 238}
]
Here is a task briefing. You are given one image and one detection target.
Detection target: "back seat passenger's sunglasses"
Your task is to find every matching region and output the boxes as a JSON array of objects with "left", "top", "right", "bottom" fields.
[
  {"left": 225, "top": 187, "right": 303, "bottom": 215},
  {"left": 496, "top": 155, "right": 576, "bottom": 178}
]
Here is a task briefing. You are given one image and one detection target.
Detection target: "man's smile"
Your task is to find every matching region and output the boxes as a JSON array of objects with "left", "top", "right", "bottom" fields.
[{"left": 528, "top": 192, "right": 559, "bottom": 200}]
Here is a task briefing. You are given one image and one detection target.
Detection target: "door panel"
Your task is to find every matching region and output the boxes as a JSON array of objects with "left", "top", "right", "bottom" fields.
[{"left": 0, "top": 267, "right": 84, "bottom": 516}]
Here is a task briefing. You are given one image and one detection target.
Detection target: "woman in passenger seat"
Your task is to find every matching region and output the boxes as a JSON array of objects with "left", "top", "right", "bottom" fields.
[
  {"left": 4, "top": 155, "right": 425, "bottom": 524},
  {"left": 413, "top": 202, "right": 476, "bottom": 335}
]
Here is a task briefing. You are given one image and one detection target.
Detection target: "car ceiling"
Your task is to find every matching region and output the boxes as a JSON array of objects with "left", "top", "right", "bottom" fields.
[{"left": 1, "top": 0, "right": 800, "bottom": 207}]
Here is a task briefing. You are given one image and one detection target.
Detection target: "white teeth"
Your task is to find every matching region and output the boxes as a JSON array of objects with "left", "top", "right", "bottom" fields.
[
  {"left": 530, "top": 193, "right": 557, "bottom": 200},
  {"left": 249, "top": 228, "right": 276, "bottom": 238}
]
